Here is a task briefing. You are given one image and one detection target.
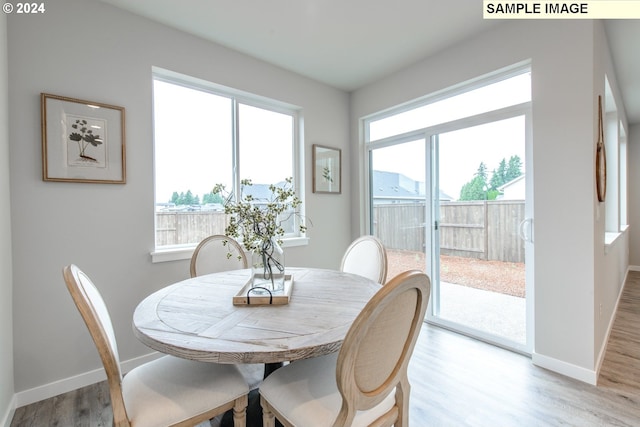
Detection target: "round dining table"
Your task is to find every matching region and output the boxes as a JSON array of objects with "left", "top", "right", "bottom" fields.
[{"left": 132, "top": 267, "right": 381, "bottom": 365}]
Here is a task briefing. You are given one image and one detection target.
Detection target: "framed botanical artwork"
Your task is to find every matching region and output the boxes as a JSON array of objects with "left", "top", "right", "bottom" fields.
[
  {"left": 41, "top": 93, "right": 126, "bottom": 183},
  {"left": 313, "top": 144, "right": 341, "bottom": 194}
]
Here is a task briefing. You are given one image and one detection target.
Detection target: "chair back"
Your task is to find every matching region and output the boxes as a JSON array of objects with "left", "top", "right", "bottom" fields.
[
  {"left": 340, "top": 235, "right": 388, "bottom": 284},
  {"left": 334, "top": 270, "right": 430, "bottom": 426},
  {"left": 63, "top": 264, "right": 130, "bottom": 426},
  {"left": 190, "top": 235, "right": 248, "bottom": 277}
]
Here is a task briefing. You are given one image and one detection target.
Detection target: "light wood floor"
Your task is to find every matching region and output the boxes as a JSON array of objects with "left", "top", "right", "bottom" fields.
[{"left": 12, "top": 272, "right": 640, "bottom": 426}]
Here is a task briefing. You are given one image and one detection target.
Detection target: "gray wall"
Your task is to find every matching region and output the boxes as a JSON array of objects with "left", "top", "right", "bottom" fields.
[
  {"left": 0, "top": 11, "right": 15, "bottom": 426},
  {"left": 8, "top": 0, "right": 350, "bottom": 399},
  {"left": 629, "top": 124, "right": 640, "bottom": 266}
]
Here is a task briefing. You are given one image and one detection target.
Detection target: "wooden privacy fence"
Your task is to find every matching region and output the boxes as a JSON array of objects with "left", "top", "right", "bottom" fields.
[
  {"left": 373, "top": 200, "right": 525, "bottom": 263},
  {"left": 157, "top": 201, "right": 525, "bottom": 263},
  {"left": 156, "top": 211, "right": 228, "bottom": 246},
  {"left": 155, "top": 210, "right": 296, "bottom": 247}
]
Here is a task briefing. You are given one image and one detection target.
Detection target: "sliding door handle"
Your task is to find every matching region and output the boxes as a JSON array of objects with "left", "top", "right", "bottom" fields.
[{"left": 519, "top": 218, "right": 533, "bottom": 243}]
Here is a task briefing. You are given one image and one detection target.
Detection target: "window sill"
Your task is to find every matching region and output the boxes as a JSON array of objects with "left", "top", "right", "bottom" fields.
[
  {"left": 150, "top": 236, "right": 310, "bottom": 263},
  {"left": 605, "top": 232, "right": 621, "bottom": 246},
  {"left": 604, "top": 225, "right": 628, "bottom": 254}
]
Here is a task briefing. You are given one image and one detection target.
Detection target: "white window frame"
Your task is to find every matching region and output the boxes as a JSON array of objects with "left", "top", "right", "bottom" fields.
[
  {"left": 150, "top": 68, "right": 307, "bottom": 263},
  {"left": 361, "top": 63, "right": 532, "bottom": 233},
  {"left": 603, "top": 76, "right": 629, "bottom": 249}
]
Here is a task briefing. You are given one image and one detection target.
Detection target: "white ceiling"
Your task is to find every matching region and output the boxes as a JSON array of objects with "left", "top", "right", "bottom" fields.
[{"left": 99, "top": 0, "right": 640, "bottom": 125}]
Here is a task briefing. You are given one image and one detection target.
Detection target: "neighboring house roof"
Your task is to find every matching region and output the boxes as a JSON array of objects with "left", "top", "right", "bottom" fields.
[
  {"left": 496, "top": 174, "right": 525, "bottom": 201},
  {"left": 242, "top": 181, "right": 298, "bottom": 205},
  {"left": 438, "top": 190, "right": 454, "bottom": 201},
  {"left": 242, "top": 182, "right": 277, "bottom": 200},
  {"left": 497, "top": 174, "right": 525, "bottom": 191},
  {"left": 372, "top": 170, "right": 452, "bottom": 201}
]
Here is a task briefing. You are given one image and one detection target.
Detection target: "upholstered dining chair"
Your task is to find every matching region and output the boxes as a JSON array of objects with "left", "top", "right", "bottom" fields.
[
  {"left": 259, "top": 269, "right": 430, "bottom": 427},
  {"left": 190, "top": 235, "right": 248, "bottom": 278},
  {"left": 340, "top": 235, "right": 388, "bottom": 285},
  {"left": 63, "top": 264, "right": 249, "bottom": 427}
]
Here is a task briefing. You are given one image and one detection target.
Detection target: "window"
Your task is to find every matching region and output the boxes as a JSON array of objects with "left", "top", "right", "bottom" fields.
[
  {"left": 152, "top": 69, "right": 302, "bottom": 255},
  {"left": 619, "top": 123, "right": 628, "bottom": 228},
  {"left": 603, "top": 75, "right": 628, "bottom": 243}
]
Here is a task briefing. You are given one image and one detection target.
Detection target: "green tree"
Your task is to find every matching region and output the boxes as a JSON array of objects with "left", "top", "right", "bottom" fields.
[
  {"left": 459, "top": 176, "right": 485, "bottom": 201},
  {"left": 489, "top": 158, "right": 508, "bottom": 190},
  {"left": 169, "top": 190, "right": 201, "bottom": 205},
  {"left": 459, "top": 157, "right": 522, "bottom": 201},
  {"left": 486, "top": 189, "right": 501, "bottom": 200},
  {"left": 505, "top": 155, "right": 523, "bottom": 183},
  {"left": 476, "top": 162, "right": 488, "bottom": 181},
  {"left": 182, "top": 190, "right": 195, "bottom": 205},
  {"left": 169, "top": 191, "right": 180, "bottom": 205},
  {"left": 459, "top": 162, "right": 489, "bottom": 201},
  {"left": 202, "top": 191, "right": 224, "bottom": 204}
]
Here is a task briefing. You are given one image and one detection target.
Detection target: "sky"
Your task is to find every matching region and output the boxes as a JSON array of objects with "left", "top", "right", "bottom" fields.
[{"left": 437, "top": 116, "right": 525, "bottom": 198}]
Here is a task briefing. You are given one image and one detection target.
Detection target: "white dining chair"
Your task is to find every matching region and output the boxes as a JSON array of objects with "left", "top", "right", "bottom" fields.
[
  {"left": 340, "top": 235, "right": 388, "bottom": 285},
  {"left": 259, "top": 269, "right": 430, "bottom": 427},
  {"left": 190, "top": 235, "right": 248, "bottom": 278},
  {"left": 63, "top": 264, "right": 249, "bottom": 427}
]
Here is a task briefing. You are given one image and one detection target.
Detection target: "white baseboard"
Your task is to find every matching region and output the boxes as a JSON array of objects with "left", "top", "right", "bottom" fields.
[
  {"left": 1, "top": 395, "right": 15, "bottom": 427},
  {"left": 534, "top": 265, "right": 633, "bottom": 387},
  {"left": 594, "top": 267, "right": 629, "bottom": 379},
  {"left": 15, "top": 352, "right": 163, "bottom": 408},
  {"left": 531, "top": 352, "right": 598, "bottom": 385}
]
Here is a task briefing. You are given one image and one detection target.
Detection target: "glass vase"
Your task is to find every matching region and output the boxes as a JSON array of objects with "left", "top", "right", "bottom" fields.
[{"left": 251, "top": 237, "right": 285, "bottom": 292}]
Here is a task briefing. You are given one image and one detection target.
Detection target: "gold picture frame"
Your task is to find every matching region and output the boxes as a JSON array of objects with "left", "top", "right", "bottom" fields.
[
  {"left": 41, "top": 93, "right": 126, "bottom": 184},
  {"left": 312, "top": 144, "right": 341, "bottom": 194}
]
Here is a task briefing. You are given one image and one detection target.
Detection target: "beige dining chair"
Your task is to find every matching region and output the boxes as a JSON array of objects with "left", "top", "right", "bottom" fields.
[
  {"left": 259, "top": 269, "right": 430, "bottom": 427},
  {"left": 340, "top": 235, "right": 388, "bottom": 285},
  {"left": 63, "top": 264, "right": 249, "bottom": 427},
  {"left": 190, "top": 235, "right": 248, "bottom": 278}
]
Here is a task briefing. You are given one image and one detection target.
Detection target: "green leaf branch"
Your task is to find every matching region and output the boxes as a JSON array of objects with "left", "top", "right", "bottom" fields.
[{"left": 212, "top": 177, "right": 307, "bottom": 254}]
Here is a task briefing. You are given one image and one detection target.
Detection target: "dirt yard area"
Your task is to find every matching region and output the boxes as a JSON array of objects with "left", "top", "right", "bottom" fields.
[{"left": 386, "top": 249, "right": 526, "bottom": 298}]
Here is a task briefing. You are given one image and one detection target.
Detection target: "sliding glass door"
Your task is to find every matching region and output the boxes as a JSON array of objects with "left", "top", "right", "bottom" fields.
[
  {"left": 365, "top": 68, "right": 533, "bottom": 353},
  {"left": 429, "top": 113, "right": 532, "bottom": 353},
  {"left": 367, "top": 109, "right": 532, "bottom": 353},
  {"left": 369, "top": 137, "right": 429, "bottom": 282}
]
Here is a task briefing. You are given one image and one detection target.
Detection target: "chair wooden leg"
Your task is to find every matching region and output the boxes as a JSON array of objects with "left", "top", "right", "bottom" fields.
[
  {"left": 260, "top": 395, "right": 276, "bottom": 427},
  {"left": 395, "top": 378, "right": 410, "bottom": 427},
  {"left": 233, "top": 394, "right": 248, "bottom": 427}
]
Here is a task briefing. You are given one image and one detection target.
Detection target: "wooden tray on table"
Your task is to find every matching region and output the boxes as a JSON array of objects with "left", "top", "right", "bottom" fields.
[{"left": 232, "top": 274, "right": 293, "bottom": 306}]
